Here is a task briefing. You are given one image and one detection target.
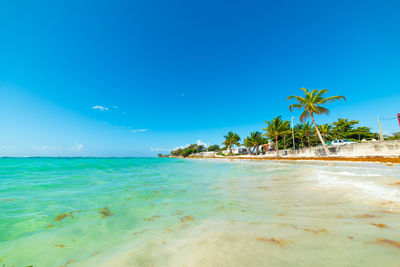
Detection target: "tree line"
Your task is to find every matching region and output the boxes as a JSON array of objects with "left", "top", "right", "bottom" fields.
[{"left": 170, "top": 88, "right": 399, "bottom": 157}]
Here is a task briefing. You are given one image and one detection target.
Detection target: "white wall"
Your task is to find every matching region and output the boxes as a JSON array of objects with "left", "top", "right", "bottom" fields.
[{"left": 262, "top": 140, "right": 400, "bottom": 158}]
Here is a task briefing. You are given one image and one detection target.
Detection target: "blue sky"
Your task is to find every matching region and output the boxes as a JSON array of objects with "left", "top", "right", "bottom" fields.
[{"left": 0, "top": 0, "right": 399, "bottom": 156}]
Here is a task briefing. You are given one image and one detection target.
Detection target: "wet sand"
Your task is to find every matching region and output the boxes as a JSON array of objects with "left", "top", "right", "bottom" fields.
[{"left": 186, "top": 155, "right": 400, "bottom": 164}]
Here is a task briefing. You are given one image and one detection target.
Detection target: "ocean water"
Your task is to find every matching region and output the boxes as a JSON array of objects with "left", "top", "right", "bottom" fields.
[{"left": 1, "top": 158, "right": 400, "bottom": 266}]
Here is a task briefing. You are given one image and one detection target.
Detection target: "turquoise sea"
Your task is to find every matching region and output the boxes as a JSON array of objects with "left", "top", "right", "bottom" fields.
[{"left": 1, "top": 158, "right": 400, "bottom": 266}]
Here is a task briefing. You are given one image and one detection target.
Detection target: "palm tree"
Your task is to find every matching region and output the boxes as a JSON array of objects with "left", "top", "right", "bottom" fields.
[
  {"left": 294, "top": 124, "right": 305, "bottom": 148},
  {"left": 250, "top": 131, "right": 265, "bottom": 155},
  {"left": 262, "top": 116, "right": 290, "bottom": 157},
  {"left": 223, "top": 131, "right": 241, "bottom": 154},
  {"left": 243, "top": 136, "right": 254, "bottom": 155},
  {"left": 319, "top": 123, "right": 332, "bottom": 139},
  {"left": 287, "top": 88, "right": 345, "bottom": 156},
  {"left": 302, "top": 122, "right": 314, "bottom": 147}
]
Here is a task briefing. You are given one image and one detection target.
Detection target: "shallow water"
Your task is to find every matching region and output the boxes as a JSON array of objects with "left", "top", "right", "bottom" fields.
[{"left": 1, "top": 158, "right": 400, "bottom": 266}]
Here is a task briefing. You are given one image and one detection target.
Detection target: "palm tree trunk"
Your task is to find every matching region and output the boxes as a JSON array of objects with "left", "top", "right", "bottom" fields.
[
  {"left": 229, "top": 145, "right": 232, "bottom": 154},
  {"left": 311, "top": 113, "right": 330, "bottom": 156},
  {"left": 275, "top": 138, "right": 279, "bottom": 157},
  {"left": 307, "top": 137, "right": 310, "bottom": 147}
]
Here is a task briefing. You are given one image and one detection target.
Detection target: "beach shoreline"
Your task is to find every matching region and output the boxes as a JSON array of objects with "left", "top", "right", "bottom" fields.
[{"left": 178, "top": 155, "right": 400, "bottom": 164}]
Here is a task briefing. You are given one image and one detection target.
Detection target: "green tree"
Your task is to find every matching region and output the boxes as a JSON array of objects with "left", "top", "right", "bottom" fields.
[
  {"left": 262, "top": 116, "right": 290, "bottom": 157},
  {"left": 294, "top": 124, "right": 306, "bottom": 148},
  {"left": 302, "top": 122, "right": 314, "bottom": 147},
  {"left": 223, "top": 131, "right": 241, "bottom": 154},
  {"left": 249, "top": 131, "right": 266, "bottom": 155},
  {"left": 350, "top": 126, "right": 377, "bottom": 141},
  {"left": 319, "top": 123, "right": 332, "bottom": 140},
  {"left": 243, "top": 136, "right": 255, "bottom": 155},
  {"left": 287, "top": 88, "right": 345, "bottom": 155},
  {"left": 207, "top": 145, "right": 220, "bottom": 151},
  {"left": 386, "top": 132, "right": 400, "bottom": 140},
  {"left": 331, "top": 118, "right": 359, "bottom": 139}
]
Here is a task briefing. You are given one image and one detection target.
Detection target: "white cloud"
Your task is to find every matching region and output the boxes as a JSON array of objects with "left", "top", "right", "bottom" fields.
[
  {"left": 131, "top": 129, "right": 148, "bottom": 133},
  {"left": 112, "top": 105, "right": 119, "bottom": 109},
  {"left": 150, "top": 147, "right": 170, "bottom": 152},
  {"left": 196, "top": 139, "right": 210, "bottom": 147},
  {"left": 92, "top": 105, "right": 109, "bottom": 111},
  {"left": 71, "top": 143, "right": 84, "bottom": 151},
  {"left": 172, "top": 144, "right": 190, "bottom": 150}
]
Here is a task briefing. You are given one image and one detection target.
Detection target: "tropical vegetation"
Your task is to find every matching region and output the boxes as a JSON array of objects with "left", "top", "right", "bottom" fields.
[
  {"left": 167, "top": 88, "right": 399, "bottom": 158},
  {"left": 287, "top": 88, "right": 345, "bottom": 155},
  {"left": 243, "top": 131, "right": 266, "bottom": 155},
  {"left": 223, "top": 131, "right": 241, "bottom": 154},
  {"left": 262, "top": 116, "right": 290, "bottom": 156}
]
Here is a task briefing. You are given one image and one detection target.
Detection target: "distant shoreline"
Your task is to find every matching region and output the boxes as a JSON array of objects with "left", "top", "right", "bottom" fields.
[{"left": 170, "top": 155, "right": 400, "bottom": 164}]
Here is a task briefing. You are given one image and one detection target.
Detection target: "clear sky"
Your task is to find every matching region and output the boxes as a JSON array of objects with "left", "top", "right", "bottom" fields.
[{"left": 0, "top": 0, "right": 399, "bottom": 157}]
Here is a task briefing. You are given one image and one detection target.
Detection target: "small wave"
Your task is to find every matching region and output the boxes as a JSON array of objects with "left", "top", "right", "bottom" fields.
[
  {"left": 335, "top": 171, "right": 381, "bottom": 177},
  {"left": 310, "top": 172, "right": 400, "bottom": 202}
]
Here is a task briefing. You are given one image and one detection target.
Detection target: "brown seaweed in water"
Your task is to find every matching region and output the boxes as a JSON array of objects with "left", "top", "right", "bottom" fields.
[
  {"left": 371, "top": 223, "right": 389, "bottom": 229},
  {"left": 54, "top": 244, "right": 65, "bottom": 248},
  {"left": 256, "top": 237, "right": 294, "bottom": 246},
  {"left": 144, "top": 215, "right": 160, "bottom": 222},
  {"left": 388, "top": 182, "right": 400, "bottom": 186},
  {"left": 55, "top": 212, "right": 73, "bottom": 221},
  {"left": 55, "top": 210, "right": 81, "bottom": 221},
  {"left": 59, "top": 258, "right": 77, "bottom": 267},
  {"left": 180, "top": 215, "right": 194, "bottom": 223},
  {"left": 132, "top": 229, "right": 148, "bottom": 235},
  {"left": 98, "top": 207, "right": 114, "bottom": 218}
]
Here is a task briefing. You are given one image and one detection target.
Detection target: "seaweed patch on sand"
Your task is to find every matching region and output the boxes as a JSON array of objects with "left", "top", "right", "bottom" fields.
[
  {"left": 370, "top": 238, "right": 400, "bottom": 249},
  {"left": 256, "top": 237, "right": 294, "bottom": 246},
  {"left": 370, "top": 223, "right": 389, "bottom": 229}
]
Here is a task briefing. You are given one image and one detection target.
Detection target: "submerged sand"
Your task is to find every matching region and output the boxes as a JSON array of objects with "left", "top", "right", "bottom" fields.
[{"left": 85, "top": 161, "right": 400, "bottom": 267}]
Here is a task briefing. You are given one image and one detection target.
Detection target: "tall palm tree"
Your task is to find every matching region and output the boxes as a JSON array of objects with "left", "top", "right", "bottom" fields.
[
  {"left": 223, "top": 131, "right": 241, "bottom": 154},
  {"left": 262, "top": 116, "right": 290, "bottom": 157},
  {"left": 287, "top": 88, "right": 345, "bottom": 156}
]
